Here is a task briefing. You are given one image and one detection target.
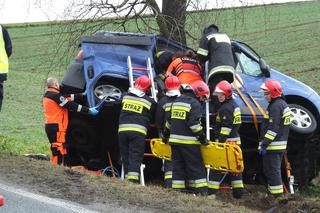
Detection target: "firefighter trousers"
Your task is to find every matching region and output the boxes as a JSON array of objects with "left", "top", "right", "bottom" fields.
[
  {"left": 45, "top": 124, "right": 67, "bottom": 165},
  {"left": 163, "top": 160, "right": 172, "bottom": 188},
  {"left": 118, "top": 131, "right": 146, "bottom": 183},
  {"left": 263, "top": 152, "right": 284, "bottom": 196},
  {"left": 171, "top": 144, "right": 208, "bottom": 195}
]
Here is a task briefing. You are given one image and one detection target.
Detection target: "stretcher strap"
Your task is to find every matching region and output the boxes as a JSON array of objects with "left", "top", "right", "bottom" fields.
[
  {"left": 234, "top": 75, "right": 267, "bottom": 135},
  {"left": 232, "top": 82, "right": 259, "bottom": 137}
]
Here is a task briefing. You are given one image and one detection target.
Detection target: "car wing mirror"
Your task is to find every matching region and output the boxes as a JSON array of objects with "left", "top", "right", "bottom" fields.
[{"left": 259, "top": 58, "right": 270, "bottom": 77}]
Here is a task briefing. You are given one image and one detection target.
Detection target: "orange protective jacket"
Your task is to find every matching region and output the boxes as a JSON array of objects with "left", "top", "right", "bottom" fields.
[
  {"left": 43, "top": 87, "right": 89, "bottom": 134},
  {"left": 166, "top": 57, "right": 203, "bottom": 85}
]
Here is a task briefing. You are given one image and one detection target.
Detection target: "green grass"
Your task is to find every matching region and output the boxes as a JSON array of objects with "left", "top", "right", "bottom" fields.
[{"left": 0, "top": 1, "right": 320, "bottom": 155}]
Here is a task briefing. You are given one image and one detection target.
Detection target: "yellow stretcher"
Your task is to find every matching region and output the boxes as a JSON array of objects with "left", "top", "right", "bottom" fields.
[{"left": 150, "top": 138, "right": 244, "bottom": 173}]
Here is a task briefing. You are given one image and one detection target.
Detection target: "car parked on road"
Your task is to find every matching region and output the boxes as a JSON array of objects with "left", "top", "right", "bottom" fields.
[{"left": 61, "top": 32, "right": 320, "bottom": 185}]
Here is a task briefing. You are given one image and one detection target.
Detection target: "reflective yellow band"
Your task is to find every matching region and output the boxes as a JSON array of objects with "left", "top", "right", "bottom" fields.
[
  {"left": 127, "top": 175, "right": 139, "bottom": 180},
  {"left": 232, "top": 183, "right": 244, "bottom": 188},
  {"left": 169, "top": 138, "right": 199, "bottom": 145},
  {"left": 264, "top": 133, "right": 275, "bottom": 140},
  {"left": 197, "top": 48, "right": 208, "bottom": 56},
  {"left": 171, "top": 105, "right": 190, "bottom": 112},
  {"left": 220, "top": 130, "right": 230, "bottom": 135},
  {"left": 123, "top": 99, "right": 150, "bottom": 110},
  {"left": 164, "top": 174, "right": 172, "bottom": 180},
  {"left": 118, "top": 127, "right": 147, "bottom": 135}
]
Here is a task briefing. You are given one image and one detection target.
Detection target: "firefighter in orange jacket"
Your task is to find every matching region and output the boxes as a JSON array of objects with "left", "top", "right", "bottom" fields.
[
  {"left": 208, "top": 80, "right": 244, "bottom": 198},
  {"left": 43, "top": 77, "right": 99, "bottom": 165},
  {"left": 166, "top": 50, "right": 204, "bottom": 86}
]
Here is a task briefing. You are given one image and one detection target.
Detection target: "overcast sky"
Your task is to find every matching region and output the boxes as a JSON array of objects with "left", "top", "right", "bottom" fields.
[{"left": 0, "top": 0, "right": 309, "bottom": 24}]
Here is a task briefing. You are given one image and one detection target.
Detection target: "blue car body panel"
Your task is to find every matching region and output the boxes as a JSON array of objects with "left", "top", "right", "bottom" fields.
[
  {"left": 81, "top": 32, "right": 320, "bottom": 126},
  {"left": 82, "top": 32, "right": 189, "bottom": 107}
]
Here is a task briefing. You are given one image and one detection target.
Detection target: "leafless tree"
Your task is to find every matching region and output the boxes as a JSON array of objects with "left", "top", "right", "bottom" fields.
[{"left": 50, "top": 0, "right": 269, "bottom": 66}]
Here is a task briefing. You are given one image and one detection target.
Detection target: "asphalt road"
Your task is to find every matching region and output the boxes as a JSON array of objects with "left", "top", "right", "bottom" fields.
[{"left": 0, "top": 182, "right": 99, "bottom": 213}]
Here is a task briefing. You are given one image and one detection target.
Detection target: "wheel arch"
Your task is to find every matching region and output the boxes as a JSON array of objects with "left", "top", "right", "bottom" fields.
[{"left": 285, "top": 95, "right": 320, "bottom": 133}]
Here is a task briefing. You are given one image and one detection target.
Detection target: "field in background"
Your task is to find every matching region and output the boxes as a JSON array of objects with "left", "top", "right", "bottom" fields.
[{"left": 0, "top": 0, "right": 319, "bottom": 155}]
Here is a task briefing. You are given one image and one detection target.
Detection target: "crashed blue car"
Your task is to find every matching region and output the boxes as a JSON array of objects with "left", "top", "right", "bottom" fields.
[{"left": 61, "top": 32, "right": 320, "bottom": 186}]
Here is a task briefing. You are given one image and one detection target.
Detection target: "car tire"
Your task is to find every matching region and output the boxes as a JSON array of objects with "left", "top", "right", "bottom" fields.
[
  {"left": 94, "top": 80, "right": 125, "bottom": 101},
  {"left": 288, "top": 104, "right": 317, "bottom": 136},
  {"left": 67, "top": 118, "right": 97, "bottom": 153}
]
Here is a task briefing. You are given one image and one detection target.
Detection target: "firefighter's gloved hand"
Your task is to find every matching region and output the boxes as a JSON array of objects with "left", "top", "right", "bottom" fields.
[
  {"left": 162, "top": 137, "right": 169, "bottom": 144},
  {"left": 258, "top": 148, "right": 267, "bottom": 156},
  {"left": 88, "top": 107, "right": 99, "bottom": 115},
  {"left": 198, "top": 132, "right": 208, "bottom": 145}
]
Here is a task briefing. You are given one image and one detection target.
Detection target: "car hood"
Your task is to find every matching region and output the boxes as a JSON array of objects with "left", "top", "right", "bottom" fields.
[{"left": 270, "top": 68, "right": 319, "bottom": 98}]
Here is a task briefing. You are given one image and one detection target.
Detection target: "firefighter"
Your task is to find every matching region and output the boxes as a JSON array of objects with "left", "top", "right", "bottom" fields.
[
  {"left": 166, "top": 50, "right": 204, "bottom": 86},
  {"left": 259, "top": 79, "right": 290, "bottom": 197},
  {"left": 43, "top": 77, "right": 99, "bottom": 166},
  {"left": 168, "top": 80, "right": 209, "bottom": 195},
  {"left": 208, "top": 80, "right": 244, "bottom": 198},
  {"left": 118, "top": 75, "right": 156, "bottom": 183},
  {"left": 155, "top": 76, "right": 181, "bottom": 188},
  {"left": 197, "top": 24, "right": 235, "bottom": 91}
]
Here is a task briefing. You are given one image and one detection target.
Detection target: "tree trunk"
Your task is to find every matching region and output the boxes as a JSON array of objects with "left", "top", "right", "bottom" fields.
[{"left": 161, "top": 0, "right": 187, "bottom": 44}]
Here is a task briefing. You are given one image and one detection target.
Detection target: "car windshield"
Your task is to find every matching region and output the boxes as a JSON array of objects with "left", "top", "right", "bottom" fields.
[{"left": 235, "top": 51, "right": 262, "bottom": 77}]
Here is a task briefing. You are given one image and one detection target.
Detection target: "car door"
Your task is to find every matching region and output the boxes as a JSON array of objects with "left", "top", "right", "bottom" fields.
[{"left": 232, "top": 42, "right": 269, "bottom": 122}]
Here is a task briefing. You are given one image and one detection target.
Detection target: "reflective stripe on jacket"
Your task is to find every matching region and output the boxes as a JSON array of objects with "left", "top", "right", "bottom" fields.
[
  {"left": 214, "top": 99, "right": 241, "bottom": 144},
  {"left": 118, "top": 93, "right": 156, "bottom": 135},
  {"left": 168, "top": 93, "right": 202, "bottom": 145},
  {"left": 259, "top": 98, "right": 290, "bottom": 152},
  {"left": 43, "top": 88, "right": 89, "bottom": 132},
  {"left": 197, "top": 31, "right": 235, "bottom": 82},
  {"left": 166, "top": 57, "right": 203, "bottom": 85}
]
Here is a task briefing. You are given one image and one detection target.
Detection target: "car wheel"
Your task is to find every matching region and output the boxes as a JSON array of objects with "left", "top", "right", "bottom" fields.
[
  {"left": 67, "top": 119, "right": 97, "bottom": 153},
  {"left": 94, "top": 81, "right": 124, "bottom": 100},
  {"left": 288, "top": 104, "right": 317, "bottom": 136}
]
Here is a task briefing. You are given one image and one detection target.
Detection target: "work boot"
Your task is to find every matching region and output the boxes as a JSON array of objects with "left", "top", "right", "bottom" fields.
[
  {"left": 127, "top": 179, "right": 140, "bottom": 184},
  {"left": 232, "top": 188, "right": 244, "bottom": 199},
  {"left": 163, "top": 179, "right": 172, "bottom": 189},
  {"left": 275, "top": 194, "right": 288, "bottom": 204},
  {"left": 208, "top": 189, "right": 218, "bottom": 195}
]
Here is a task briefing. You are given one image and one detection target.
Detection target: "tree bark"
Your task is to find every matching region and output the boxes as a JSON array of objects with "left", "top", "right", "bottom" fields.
[{"left": 161, "top": 0, "right": 187, "bottom": 44}]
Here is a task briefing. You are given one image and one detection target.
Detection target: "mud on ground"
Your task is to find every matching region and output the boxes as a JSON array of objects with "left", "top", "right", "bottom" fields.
[{"left": 0, "top": 153, "right": 319, "bottom": 213}]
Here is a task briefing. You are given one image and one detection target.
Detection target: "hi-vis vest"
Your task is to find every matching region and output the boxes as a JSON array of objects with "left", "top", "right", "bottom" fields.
[{"left": 0, "top": 25, "right": 9, "bottom": 74}]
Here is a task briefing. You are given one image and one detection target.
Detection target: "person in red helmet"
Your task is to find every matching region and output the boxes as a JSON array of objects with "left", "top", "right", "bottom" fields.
[
  {"left": 167, "top": 80, "right": 209, "bottom": 195},
  {"left": 166, "top": 50, "right": 204, "bottom": 86},
  {"left": 259, "top": 79, "right": 290, "bottom": 197},
  {"left": 155, "top": 76, "right": 181, "bottom": 188},
  {"left": 118, "top": 75, "right": 156, "bottom": 183},
  {"left": 208, "top": 80, "right": 244, "bottom": 198}
]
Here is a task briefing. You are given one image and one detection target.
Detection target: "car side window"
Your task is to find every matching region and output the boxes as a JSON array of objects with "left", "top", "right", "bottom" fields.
[{"left": 235, "top": 52, "right": 262, "bottom": 77}]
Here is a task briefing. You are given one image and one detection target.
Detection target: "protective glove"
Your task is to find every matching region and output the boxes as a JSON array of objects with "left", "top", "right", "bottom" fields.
[
  {"left": 162, "top": 137, "right": 169, "bottom": 144},
  {"left": 258, "top": 147, "right": 267, "bottom": 156},
  {"left": 88, "top": 107, "right": 99, "bottom": 116},
  {"left": 198, "top": 132, "right": 209, "bottom": 145}
]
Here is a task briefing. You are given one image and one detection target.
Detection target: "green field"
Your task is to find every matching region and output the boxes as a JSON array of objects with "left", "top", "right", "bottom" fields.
[{"left": 0, "top": 1, "right": 320, "bottom": 154}]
